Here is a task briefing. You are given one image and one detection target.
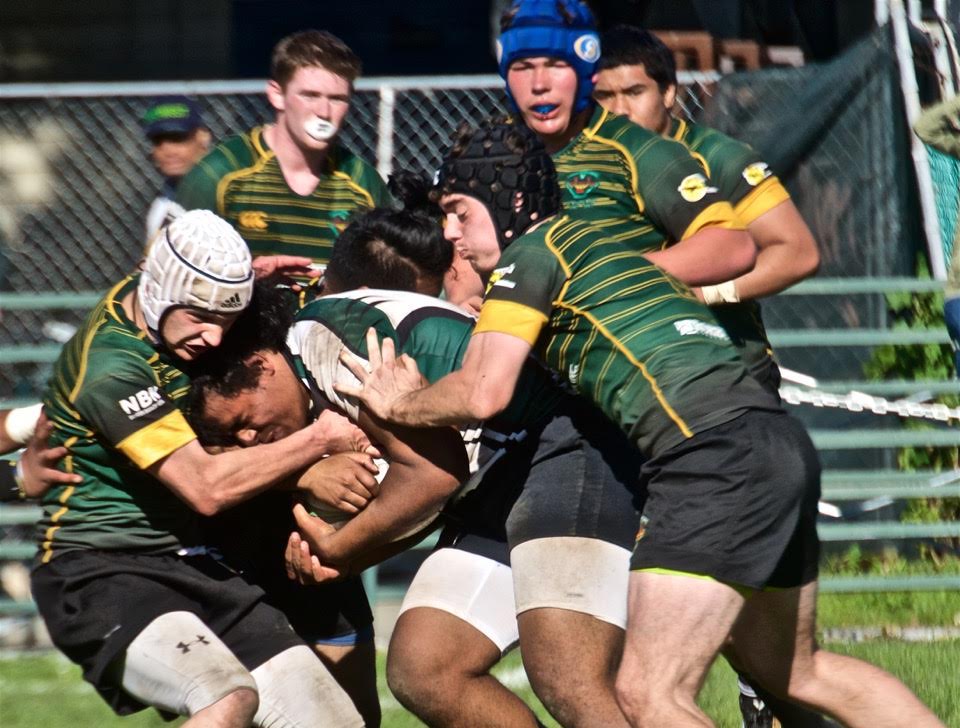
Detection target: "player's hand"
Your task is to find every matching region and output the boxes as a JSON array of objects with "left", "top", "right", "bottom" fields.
[
  {"left": 252, "top": 255, "right": 321, "bottom": 291},
  {"left": 335, "top": 327, "right": 428, "bottom": 421},
  {"left": 297, "top": 452, "right": 380, "bottom": 515},
  {"left": 287, "top": 503, "right": 346, "bottom": 583},
  {"left": 18, "top": 412, "right": 82, "bottom": 498},
  {"left": 284, "top": 530, "right": 343, "bottom": 585},
  {"left": 308, "top": 408, "right": 380, "bottom": 457}
]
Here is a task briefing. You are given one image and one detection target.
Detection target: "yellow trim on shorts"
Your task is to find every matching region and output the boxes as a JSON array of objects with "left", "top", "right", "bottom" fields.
[
  {"left": 116, "top": 410, "right": 196, "bottom": 469},
  {"left": 634, "top": 567, "right": 755, "bottom": 597}
]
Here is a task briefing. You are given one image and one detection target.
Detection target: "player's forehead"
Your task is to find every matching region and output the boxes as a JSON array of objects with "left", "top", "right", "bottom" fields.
[
  {"left": 284, "top": 65, "right": 351, "bottom": 94},
  {"left": 508, "top": 55, "right": 570, "bottom": 68},
  {"left": 439, "top": 193, "right": 481, "bottom": 212},
  {"left": 595, "top": 63, "right": 654, "bottom": 89}
]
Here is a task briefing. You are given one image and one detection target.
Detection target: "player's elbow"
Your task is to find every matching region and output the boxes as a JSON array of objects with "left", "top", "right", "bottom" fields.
[
  {"left": 469, "top": 384, "right": 511, "bottom": 421},
  {"left": 728, "top": 230, "right": 758, "bottom": 278}
]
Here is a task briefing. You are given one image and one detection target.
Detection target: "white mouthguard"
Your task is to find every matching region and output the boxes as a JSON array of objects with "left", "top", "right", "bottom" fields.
[{"left": 304, "top": 117, "right": 337, "bottom": 141}]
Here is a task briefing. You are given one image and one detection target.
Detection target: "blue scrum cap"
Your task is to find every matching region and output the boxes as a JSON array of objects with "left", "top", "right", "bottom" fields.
[{"left": 497, "top": 0, "right": 600, "bottom": 113}]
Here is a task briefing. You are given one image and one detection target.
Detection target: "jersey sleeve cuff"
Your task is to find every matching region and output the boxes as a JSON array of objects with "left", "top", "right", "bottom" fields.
[
  {"left": 679, "top": 201, "right": 745, "bottom": 241},
  {"left": 474, "top": 300, "right": 548, "bottom": 347},
  {"left": 734, "top": 178, "right": 791, "bottom": 226},
  {"left": 116, "top": 409, "right": 197, "bottom": 470}
]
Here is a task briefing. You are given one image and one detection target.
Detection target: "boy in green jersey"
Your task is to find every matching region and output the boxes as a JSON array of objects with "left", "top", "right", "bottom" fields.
[
  {"left": 32, "top": 210, "right": 368, "bottom": 727},
  {"left": 594, "top": 24, "right": 820, "bottom": 397},
  {"left": 497, "top": 0, "right": 759, "bottom": 292},
  {"left": 340, "top": 121, "right": 945, "bottom": 728},
  {"left": 594, "top": 26, "right": 827, "bottom": 727},
  {"left": 177, "top": 30, "right": 389, "bottom": 276}
]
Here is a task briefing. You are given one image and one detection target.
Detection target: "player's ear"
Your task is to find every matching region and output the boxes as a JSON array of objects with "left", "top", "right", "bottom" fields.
[
  {"left": 663, "top": 83, "right": 677, "bottom": 112},
  {"left": 196, "top": 127, "right": 212, "bottom": 149},
  {"left": 266, "top": 80, "right": 285, "bottom": 112}
]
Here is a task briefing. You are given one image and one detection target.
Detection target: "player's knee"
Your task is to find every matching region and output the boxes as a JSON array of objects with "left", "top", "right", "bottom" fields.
[
  {"left": 121, "top": 611, "right": 259, "bottom": 717},
  {"left": 210, "top": 686, "right": 259, "bottom": 724}
]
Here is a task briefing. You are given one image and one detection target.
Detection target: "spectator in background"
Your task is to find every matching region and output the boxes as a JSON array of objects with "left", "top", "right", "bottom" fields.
[
  {"left": 914, "top": 94, "right": 960, "bottom": 376},
  {"left": 142, "top": 95, "right": 211, "bottom": 247}
]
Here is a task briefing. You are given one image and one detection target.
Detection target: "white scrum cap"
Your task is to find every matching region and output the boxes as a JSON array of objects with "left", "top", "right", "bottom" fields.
[{"left": 138, "top": 210, "right": 254, "bottom": 337}]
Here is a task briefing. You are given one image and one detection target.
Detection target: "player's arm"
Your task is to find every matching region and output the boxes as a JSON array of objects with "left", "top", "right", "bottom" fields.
[
  {"left": 636, "top": 138, "right": 756, "bottom": 286},
  {"left": 148, "top": 409, "right": 357, "bottom": 516},
  {"left": 720, "top": 198, "right": 819, "bottom": 301},
  {"left": 643, "top": 226, "right": 756, "bottom": 286},
  {"left": 0, "top": 404, "right": 42, "bottom": 456},
  {"left": 292, "top": 408, "right": 469, "bottom": 570},
  {"left": 339, "top": 326, "right": 534, "bottom": 427}
]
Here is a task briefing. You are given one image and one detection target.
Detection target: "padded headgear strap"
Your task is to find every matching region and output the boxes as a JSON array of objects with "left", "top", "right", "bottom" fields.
[
  {"left": 436, "top": 121, "right": 560, "bottom": 249},
  {"left": 138, "top": 209, "right": 254, "bottom": 341},
  {"left": 498, "top": 0, "right": 600, "bottom": 113}
]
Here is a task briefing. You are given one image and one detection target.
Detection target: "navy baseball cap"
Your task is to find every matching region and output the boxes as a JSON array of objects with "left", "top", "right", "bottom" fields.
[{"left": 143, "top": 96, "right": 205, "bottom": 137}]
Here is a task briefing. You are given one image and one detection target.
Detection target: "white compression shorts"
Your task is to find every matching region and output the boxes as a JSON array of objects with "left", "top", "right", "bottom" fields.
[{"left": 398, "top": 547, "right": 519, "bottom": 654}]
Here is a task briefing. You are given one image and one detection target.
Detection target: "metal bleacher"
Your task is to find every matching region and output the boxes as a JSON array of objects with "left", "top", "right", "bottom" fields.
[{"left": 0, "top": 276, "right": 959, "bottom": 616}]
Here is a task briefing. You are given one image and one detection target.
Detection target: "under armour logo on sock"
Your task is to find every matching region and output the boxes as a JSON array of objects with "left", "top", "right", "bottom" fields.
[{"left": 177, "top": 635, "right": 211, "bottom": 653}]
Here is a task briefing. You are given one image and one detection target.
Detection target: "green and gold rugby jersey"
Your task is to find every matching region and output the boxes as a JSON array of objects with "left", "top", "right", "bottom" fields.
[
  {"left": 669, "top": 117, "right": 793, "bottom": 394},
  {"left": 177, "top": 126, "right": 389, "bottom": 268},
  {"left": 288, "top": 289, "right": 561, "bottom": 438},
  {"left": 474, "top": 216, "right": 779, "bottom": 458},
  {"left": 552, "top": 105, "right": 743, "bottom": 253},
  {"left": 36, "top": 276, "right": 199, "bottom": 562}
]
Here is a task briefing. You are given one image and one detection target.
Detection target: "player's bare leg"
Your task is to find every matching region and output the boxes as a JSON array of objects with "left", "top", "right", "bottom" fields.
[
  {"left": 314, "top": 642, "right": 381, "bottom": 727},
  {"left": 615, "top": 571, "right": 745, "bottom": 727},
  {"left": 182, "top": 688, "right": 259, "bottom": 727},
  {"left": 387, "top": 607, "right": 541, "bottom": 727},
  {"left": 729, "top": 581, "right": 946, "bottom": 728},
  {"left": 518, "top": 607, "right": 629, "bottom": 727}
]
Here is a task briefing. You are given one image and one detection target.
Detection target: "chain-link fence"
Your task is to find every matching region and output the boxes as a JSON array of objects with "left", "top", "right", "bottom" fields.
[{"left": 0, "top": 73, "right": 717, "bottom": 399}]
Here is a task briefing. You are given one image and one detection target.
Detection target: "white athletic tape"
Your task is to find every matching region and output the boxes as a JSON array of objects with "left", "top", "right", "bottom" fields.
[
  {"left": 121, "top": 611, "right": 256, "bottom": 717},
  {"left": 701, "top": 280, "right": 740, "bottom": 305},
  {"left": 4, "top": 403, "right": 42, "bottom": 445},
  {"left": 251, "top": 645, "right": 362, "bottom": 728},
  {"left": 511, "top": 537, "right": 631, "bottom": 628}
]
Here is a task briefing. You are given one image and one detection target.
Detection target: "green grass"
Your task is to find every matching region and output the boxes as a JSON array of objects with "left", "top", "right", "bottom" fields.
[{"left": 2, "top": 640, "right": 958, "bottom": 727}]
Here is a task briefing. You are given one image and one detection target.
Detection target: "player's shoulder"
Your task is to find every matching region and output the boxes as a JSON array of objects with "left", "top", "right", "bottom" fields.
[
  {"left": 678, "top": 120, "right": 757, "bottom": 159},
  {"left": 331, "top": 145, "right": 377, "bottom": 177},
  {"left": 195, "top": 128, "right": 267, "bottom": 180},
  {"left": 590, "top": 107, "right": 682, "bottom": 159}
]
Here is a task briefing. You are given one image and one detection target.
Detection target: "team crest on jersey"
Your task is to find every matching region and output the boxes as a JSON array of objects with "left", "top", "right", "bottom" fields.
[
  {"left": 742, "top": 162, "right": 772, "bottom": 187},
  {"left": 677, "top": 173, "right": 718, "bottom": 203},
  {"left": 486, "top": 263, "right": 517, "bottom": 293},
  {"left": 238, "top": 211, "right": 268, "bottom": 230},
  {"left": 565, "top": 171, "right": 600, "bottom": 200},
  {"left": 329, "top": 210, "right": 351, "bottom": 233}
]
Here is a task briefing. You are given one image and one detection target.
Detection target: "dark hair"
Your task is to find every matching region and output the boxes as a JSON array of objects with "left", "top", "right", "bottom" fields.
[
  {"left": 184, "top": 282, "right": 295, "bottom": 445},
  {"left": 598, "top": 25, "right": 677, "bottom": 92},
  {"left": 324, "top": 177, "right": 452, "bottom": 294},
  {"left": 270, "top": 30, "right": 362, "bottom": 88}
]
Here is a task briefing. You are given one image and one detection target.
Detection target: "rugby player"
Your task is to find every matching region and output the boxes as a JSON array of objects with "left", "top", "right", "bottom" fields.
[
  {"left": 498, "top": 0, "right": 757, "bottom": 292},
  {"left": 31, "top": 210, "right": 367, "bottom": 727},
  {"left": 594, "top": 24, "right": 820, "bottom": 396},
  {"left": 190, "top": 202, "right": 644, "bottom": 727},
  {"left": 339, "top": 120, "right": 946, "bottom": 728},
  {"left": 176, "top": 30, "right": 389, "bottom": 711},
  {"left": 594, "top": 26, "right": 827, "bottom": 727},
  {"left": 177, "top": 30, "right": 389, "bottom": 273}
]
